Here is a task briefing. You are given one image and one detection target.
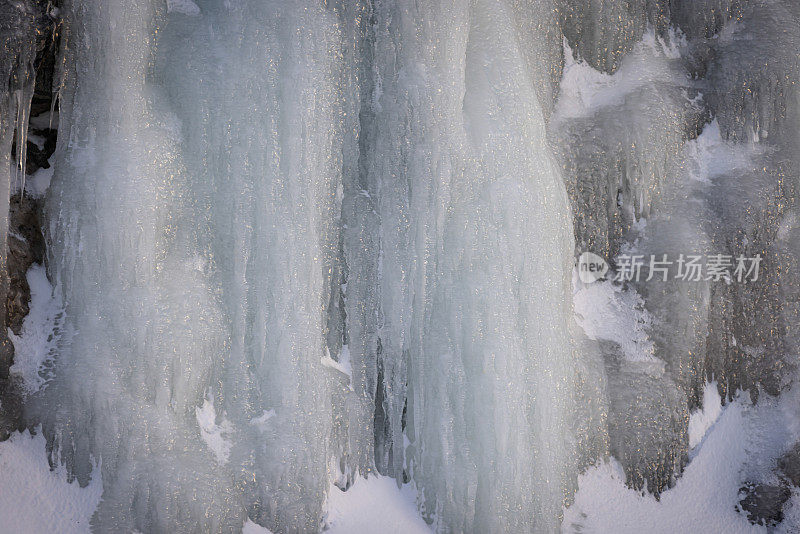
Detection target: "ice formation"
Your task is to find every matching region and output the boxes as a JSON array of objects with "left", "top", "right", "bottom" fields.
[
  {"left": 0, "top": 0, "right": 795, "bottom": 532},
  {"left": 0, "top": 0, "right": 46, "bottom": 376},
  {"left": 362, "top": 2, "right": 579, "bottom": 530}
]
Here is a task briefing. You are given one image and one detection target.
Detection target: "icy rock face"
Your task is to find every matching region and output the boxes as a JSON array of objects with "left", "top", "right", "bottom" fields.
[
  {"left": 557, "top": 0, "right": 670, "bottom": 73},
  {"left": 21, "top": 0, "right": 800, "bottom": 531},
  {"left": 558, "top": 0, "right": 800, "bottom": 499},
  {"left": 0, "top": 1, "right": 45, "bottom": 378},
  {"left": 553, "top": 36, "right": 706, "bottom": 264},
  {"left": 699, "top": 0, "right": 800, "bottom": 400},
  {"left": 554, "top": 0, "right": 800, "bottom": 498},
  {"left": 703, "top": 151, "right": 797, "bottom": 400},
  {"left": 707, "top": 0, "right": 800, "bottom": 143},
  {"left": 557, "top": 0, "right": 747, "bottom": 74},
  {"left": 670, "top": 0, "right": 744, "bottom": 39}
]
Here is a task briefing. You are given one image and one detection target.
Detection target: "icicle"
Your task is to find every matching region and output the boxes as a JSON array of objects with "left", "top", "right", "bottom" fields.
[
  {"left": 15, "top": 87, "right": 34, "bottom": 199},
  {"left": 48, "top": 2, "right": 65, "bottom": 131}
]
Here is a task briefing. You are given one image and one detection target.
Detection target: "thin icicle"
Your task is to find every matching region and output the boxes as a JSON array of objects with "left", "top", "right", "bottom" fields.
[{"left": 15, "top": 88, "right": 34, "bottom": 199}]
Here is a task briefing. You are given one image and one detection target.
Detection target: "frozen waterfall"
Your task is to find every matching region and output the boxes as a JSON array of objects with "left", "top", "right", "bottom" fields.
[
  {"left": 0, "top": 0, "right": 797, "bottom": 532},
  {"left": 29, "top": 0, "right": 580, "bottom": 531}
]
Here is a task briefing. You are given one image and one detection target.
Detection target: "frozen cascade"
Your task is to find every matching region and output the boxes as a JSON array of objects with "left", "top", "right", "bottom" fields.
[
  {"left": 708, "top": 0, "right": 800, "bottom": 142},
  {"left": 361, "top": 1, "right": 580, "bottom": 531},
  {"left": 32, "top": 0, "right": 358, "bottom": 531},
  {"left": 5, "top": 0, "right": 800, "bottom": 532},
  {"left": 28, "top": 0, "right": 580, "bottom": 531}
]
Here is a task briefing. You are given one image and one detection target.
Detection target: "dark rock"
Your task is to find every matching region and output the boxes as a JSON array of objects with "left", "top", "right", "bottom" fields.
[
  {"left": 779, "top": 443, "right": 800, "bottom": 488},
  {"left": 738, "top": 482, "right": 791, "bottom": 527},
  {"left": 7, "top": 125, "right": 53, "bottom": 338},
  {"left": 22, "top": 127, "right": 56, "bottom": 174},
  {"left": 0, "top": 376, "right": 24, "bottom": 441},
  {"left": 7, "top": 192, "right": 45, "bottom": 335}
]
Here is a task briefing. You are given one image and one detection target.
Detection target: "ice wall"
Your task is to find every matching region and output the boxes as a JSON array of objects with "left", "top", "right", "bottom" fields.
[
  {"left": 28, "top": 0, "right": 584, "bottom": 531},
  {"left": 558, "top": 0, "right": 670, "bottom": 73},
  {"left": 33, "top": 0, "right": 357, "bottom": 531},
  {"left": 20, "top": 0, "right": 800, "bottom": 531},
  {"left": 557, "top": 0, "right": 744, "bottom": 74},
  {"left": 359, "top": 1, "right": 580, "bottom": 530},
  {"left": 702, "top": 0, "right": 800, "bottom": 399}
]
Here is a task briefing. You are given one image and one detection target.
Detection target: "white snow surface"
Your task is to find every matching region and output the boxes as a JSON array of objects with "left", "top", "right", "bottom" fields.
[
  {"left": 324, "top": 475, "right": 431, "bottom": 533},
  {"left": 11, "top": 159, "right": 54, "bottom": 197},
  {"left": 9, "top": 264, "right": 62, "bottom": 394},
  {"left": 563, "top": 385, "right": 800, "bottom": 533},
  {"left": 573, "top": 275, "right": 659, "bottom": 366},
  {"left": 0, "top": 429, "right": 102, "bottom": 533},
  {"left": 688, "top": 381, "right": 724, "bottom": 450},
  {"left": 195, "top": 397, "right": 234, "bottom": 464},
  {"left": 25, "top": 165, "right": 55, "bottom": 197},
  {"left": 320, "top": 345, "right": 353, "bottom": 390},
  {"left": 554, "top": 32, "right": 685, "bottom": 121},
  {"left": 685, "top": 120, "right": 767, "bottom": 184},
  {"left": 242, "top": 519, "right": 273, "bottom": 533}
]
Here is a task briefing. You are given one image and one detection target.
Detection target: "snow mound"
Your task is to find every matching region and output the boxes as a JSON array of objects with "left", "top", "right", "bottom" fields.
[
  {"left": 564, "top": 386, "right": 800, "bottom": 533},
  {"left": 324, "top": 475, "right": 430, "bottom": 533},
  {"left": 0, "top": 429, "right": 102, "bottom": 533},
  {"left": 9, "top": 264, "right": 63, "bottom": 394}
]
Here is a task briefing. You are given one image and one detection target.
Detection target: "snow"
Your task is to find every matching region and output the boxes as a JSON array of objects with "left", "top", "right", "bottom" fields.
[
  {"left": 242, "top": 519, "right": 273, "bottom": 533},
  {"left": 0, "top": 421, "right": 432, "bottom": 534},
  {"left": 6, "top": 394, "right": 799, "bottom": 534},
  {"left": 554, "top": 34, "right": 684, "bottom": 121},
  {"left": 684, "top": 120, "right": 766, "bottom": 185},
  {"left": 249, "top": 409, "right": 276, "bottom": 433},
  {"left": 573, "top": 275, "right": 660, "bottom": 366},
  {"left": 0, "top": 429, "right": 102, "bottom": 534},
  {"left": 9, "top": 264, "right": 63, "bottom": 394},
  {"left": 166, "top": 0, "right": 200, "bottom": 16},
  {"left": 11, "top": 161, "right": 53, "bottom": 197},
  {"left": 324, "top": 476, "right": 431, "bottom": 534},
  {"left": 320, "top": 346, "right": 353, "bottom": 390},
  {"left": 0, "top": 433, "right": 429, "bottom": 534},
  {"left": 195, "top": 397, "right": 234, "bottom": 464},
  {"left": 25, "top": 164, "right": 54, "bottom": 198},
  {"left": 563, "top": 386, "right": 800, "bottom": 533},
  {"left": 688, "top": 382, "right": 723, "bottom": 450}
]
